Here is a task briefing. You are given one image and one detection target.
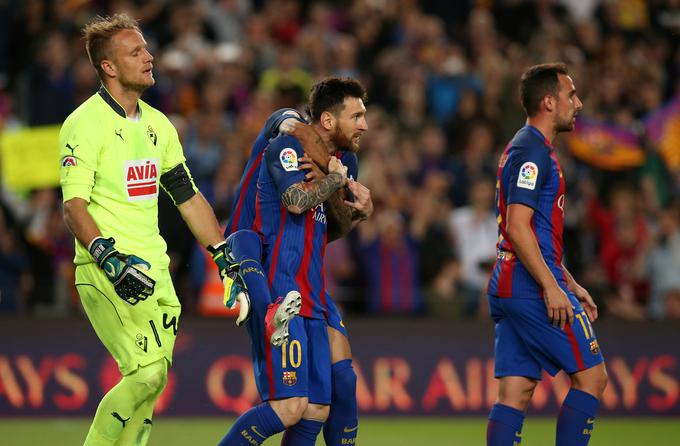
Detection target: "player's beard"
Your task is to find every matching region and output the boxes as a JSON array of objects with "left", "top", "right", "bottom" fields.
[
  {"left": 555, "top": 111, "right": 576, "bottom": 133},
  {"left": 330, "top": 126, "right": 360, "bottom": 153},
  {"left": 120, "top": 72, "right": 154, "bottom": 94}
]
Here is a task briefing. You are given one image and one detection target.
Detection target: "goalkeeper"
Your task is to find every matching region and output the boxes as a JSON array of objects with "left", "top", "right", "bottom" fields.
[{"left": 59, "top": 14, "right": 246, "bottom": 446}]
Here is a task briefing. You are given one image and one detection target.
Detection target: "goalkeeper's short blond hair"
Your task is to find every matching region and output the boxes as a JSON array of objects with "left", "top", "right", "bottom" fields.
[{"left": 83, "top": 13, "right": 141, "bottom": 78}]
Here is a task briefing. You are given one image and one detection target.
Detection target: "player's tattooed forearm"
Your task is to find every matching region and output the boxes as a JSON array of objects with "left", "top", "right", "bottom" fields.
[
  {"left": 282, "top": 172, "right": 344, "bottom": 213},
  {"left": 326, "top": 191, "right": 352, "bottom": 241}
]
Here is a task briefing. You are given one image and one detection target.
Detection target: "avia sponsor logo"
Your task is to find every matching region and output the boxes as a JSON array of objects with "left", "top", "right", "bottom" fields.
[{"left": 124, "top": 158, "right": 159, "bottom": 201}]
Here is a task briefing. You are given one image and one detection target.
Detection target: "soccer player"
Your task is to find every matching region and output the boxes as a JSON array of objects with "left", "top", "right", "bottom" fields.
[
  {"left": 60, "top": 14, "right": 239, "bottom": 445},
  {"left": 486, "top": 63, "right": 608, "bottom": 446},
  {"left": 217, "top": 78, "right": 371, "bottom": 446}
]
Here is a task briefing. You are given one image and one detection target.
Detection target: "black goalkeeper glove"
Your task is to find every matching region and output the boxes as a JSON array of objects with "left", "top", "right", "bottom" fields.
[
  {"left": 89, "top": 237, "right": 156, "bottom": 305},
  {"left": 207, "top": 241, "right": 251, "bottom": 326}
]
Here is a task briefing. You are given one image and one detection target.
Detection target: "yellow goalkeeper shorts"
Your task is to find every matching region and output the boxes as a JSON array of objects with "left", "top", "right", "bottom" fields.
[{"left": 75, "top": 263, "right": 181, "bottom": 376}]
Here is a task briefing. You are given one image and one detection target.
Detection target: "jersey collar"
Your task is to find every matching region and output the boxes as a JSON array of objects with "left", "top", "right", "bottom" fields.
[
  {"left": 97, "top": 85, "right": 141, "bottom": 119},
  {"left": 525, "top": 125, "right": 555, "bottom": 151}
]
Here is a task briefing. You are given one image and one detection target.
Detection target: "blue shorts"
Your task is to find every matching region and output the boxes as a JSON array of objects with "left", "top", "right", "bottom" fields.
[
  {"left": 250, "top": 316, "right": 331, "bottom": 405},
  {"left": 325, "top": 292, "right": 349, "bottom": 338},
  {"left": 488, "top": 293, "right": 604, "bottom": 380}
]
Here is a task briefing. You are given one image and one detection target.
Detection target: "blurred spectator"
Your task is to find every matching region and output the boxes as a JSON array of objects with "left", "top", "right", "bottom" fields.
[
  {"left": 357, "top": 208, "right": 424, "bottom": 314},
  {"left": 445, "top": 88, "right": 484, "bottom": 149},
  {"left": 259, "top": 44, "right": 312, "bottom": 101},
  {"left": 588, "top": 185, "right": 650, "bottom": 319},
  {"left": 332, "top": 34, "right": 360, "bottom": 79},
  {"left": 297, "top": 2, "right": 341, "bottom": 76},
  {"left": 204, "top": 0, "right": 252, "bottom": 44},
  {"left": 415, "top": 123, "right": 455, "bottom": 182},
  {"left": 645, "top": 203, "right": 680, "bottom": 320},
  {"left": 448, "top": 177, "right": 497, "bottom": 317},
  {"left": 23, "top": 31, "right": 75, "bottom": 125},
  {"left": 323, "top": 237, "right": 357, "bottom": 308},
  {"left": 0, "top": 207, "right": 30, "bottom": 312},
  {"left": 183, "top": 110, "right": 227, "bottom": 202},
  {"left": 24, "top": 188, "right": 75, "bottom": 313},
  {"left": 415, "top": 172, "right": 458, "bottom": 318},
  {"left": 449, "top": 121, "right": 498, "bottom": 207}
]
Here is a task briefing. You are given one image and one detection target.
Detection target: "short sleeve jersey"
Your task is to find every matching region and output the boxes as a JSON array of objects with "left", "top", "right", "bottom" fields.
[
  {"left": 255, "top": 134, "right": 358, "bottom": 319},
  {"left": 59, "top": 87, "right": 197, "bottom": 268},
  {"left": 225, "top": 108, "right": 306, "bottom": 236},
  {"left": 487, "top": 125, "right": 568, "bottom": 298}
]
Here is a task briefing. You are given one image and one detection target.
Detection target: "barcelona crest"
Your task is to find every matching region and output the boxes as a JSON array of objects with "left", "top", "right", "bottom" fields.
[
  {"left": 282, "top": 371, "right": 297, "bottom": 386},
  {"left": 589, "top": 340, "right": 600, "bottom": 355},
  {"left": 147, "top": 125, "right": 157, "bottom": 146}
]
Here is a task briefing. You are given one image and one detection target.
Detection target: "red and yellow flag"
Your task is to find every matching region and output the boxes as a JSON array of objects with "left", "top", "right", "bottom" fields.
[{"left": 566, "top": 118, "right": 645, "bottom": 171}]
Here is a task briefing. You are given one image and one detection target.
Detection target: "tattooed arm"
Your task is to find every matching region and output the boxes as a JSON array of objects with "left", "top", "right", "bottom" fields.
[
  {"left": 327, "top": 180, "right": 374, "bottom": 240},
  {"left": 281, "top": 156, "right": 348, "bottom": 214},
  {"left": 326, "top": 190, "right": 353, "bottom": 242},
  {"left": 296, "top": 154, "right": 352, "bottom": 240}
]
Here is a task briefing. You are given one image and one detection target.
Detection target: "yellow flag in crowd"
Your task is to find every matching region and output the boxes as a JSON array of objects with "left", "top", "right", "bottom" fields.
[{"left": 0, "top": 125, "right": 61, "bottom": 190}]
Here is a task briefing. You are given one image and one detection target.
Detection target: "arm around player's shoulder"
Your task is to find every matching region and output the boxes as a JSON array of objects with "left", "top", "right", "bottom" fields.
[{"left": 264, "top": 108, "right": 306, "bottom": 138}]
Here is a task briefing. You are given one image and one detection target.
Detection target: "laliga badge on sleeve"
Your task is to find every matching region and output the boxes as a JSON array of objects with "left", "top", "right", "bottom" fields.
[
  {"left": 517, "top": 161, "right": 538, "bottom": 190},
  {"left": 61, "top": 156, "right": 77, "bottom": 167},
  {"left": 280, "top": 148, "right": 298, "bottom": 171}
]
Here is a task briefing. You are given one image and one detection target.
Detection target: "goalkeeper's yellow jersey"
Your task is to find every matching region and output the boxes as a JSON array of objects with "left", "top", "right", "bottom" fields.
[{"left": 59, "top": 86, "right": 197, "bottom": 268}]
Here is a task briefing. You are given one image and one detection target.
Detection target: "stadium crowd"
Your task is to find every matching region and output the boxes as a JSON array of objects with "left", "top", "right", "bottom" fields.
[{"left": 0, "top": 0, "right": 679, "bottom": 321}]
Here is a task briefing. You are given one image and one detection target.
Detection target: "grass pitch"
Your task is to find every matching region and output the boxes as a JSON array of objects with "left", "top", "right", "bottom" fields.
[{"left": 1, "top": 417, "right": 678, "bottom": 445}]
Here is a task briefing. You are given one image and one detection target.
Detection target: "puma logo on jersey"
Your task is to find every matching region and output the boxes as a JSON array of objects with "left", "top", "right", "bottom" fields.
[
  {"left": 61, "top": 143, "right": 79, "bottom": 167},
  {"left": 115, "top": 128, "right": 124, "bottom": 141},
  {"left": 111, "top": 412, "right": 130, "bottom": 427},
  {"left": 124, "top": 158, "right": 159, "bottom": 201}
]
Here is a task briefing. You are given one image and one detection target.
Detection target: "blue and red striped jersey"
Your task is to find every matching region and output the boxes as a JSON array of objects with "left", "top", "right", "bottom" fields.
[
  {"left": 487, "top": 125, "right": 568, "bottom": 298},
  {"left": 256, "top": 134, "right": 357, "bottom": 319},
  {"left": 359, "top": 235, "right": 423, "bottom": 313},
  {"left": 225, "top": 109, "right": 359, "bottom": 236},
  {"left": 225, "top": 108, "right": 305, "bottom": 236}
]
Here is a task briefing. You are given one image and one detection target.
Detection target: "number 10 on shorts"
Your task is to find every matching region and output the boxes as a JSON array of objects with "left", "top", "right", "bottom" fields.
[{"left": 281, "top": 340, "right": 302, "bottom": 368}]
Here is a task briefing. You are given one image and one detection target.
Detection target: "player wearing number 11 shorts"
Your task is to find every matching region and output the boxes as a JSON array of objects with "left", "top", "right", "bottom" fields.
[{"left": 486, "top": 63, "right": 608, "bottom": 446}]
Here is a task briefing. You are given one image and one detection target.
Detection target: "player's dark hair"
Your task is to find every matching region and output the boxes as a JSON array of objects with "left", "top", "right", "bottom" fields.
[
  {"left": 520, "top": 62, "right": 568, "bottom": 117},
  {"left": 83, "top": 13, "right": 141, "bottom": 78},
  {"left": 307, "top": 77, "right": 367, "bottom": 122}
]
